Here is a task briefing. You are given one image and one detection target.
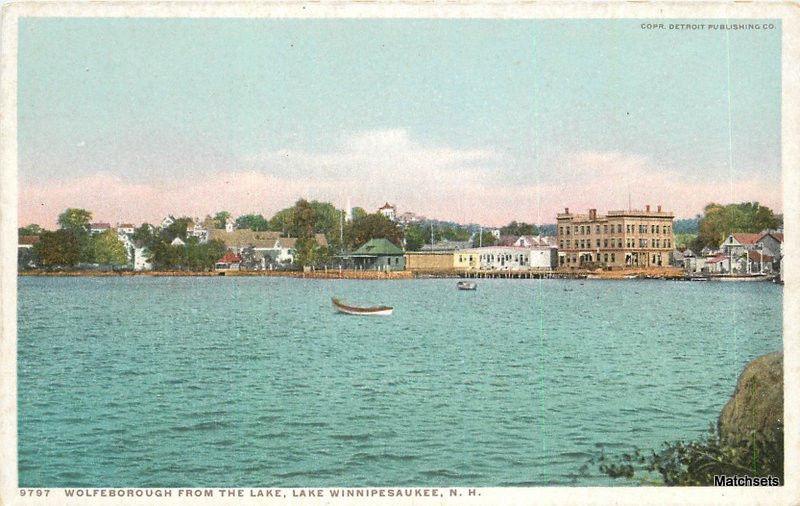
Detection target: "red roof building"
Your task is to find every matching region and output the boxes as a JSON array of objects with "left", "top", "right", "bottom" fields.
[{"left": 217, "top": 251, "right": 242, "bottom": 264}]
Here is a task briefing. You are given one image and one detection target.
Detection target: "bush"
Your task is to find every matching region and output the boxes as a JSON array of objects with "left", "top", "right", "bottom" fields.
[{"left": 595, "top": 423, "right": 783, "bottom": 485}]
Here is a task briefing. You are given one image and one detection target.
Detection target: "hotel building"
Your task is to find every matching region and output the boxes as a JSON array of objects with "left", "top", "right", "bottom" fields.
[{"left": 556, "top": 205, "right": 675, "bottom": 269}]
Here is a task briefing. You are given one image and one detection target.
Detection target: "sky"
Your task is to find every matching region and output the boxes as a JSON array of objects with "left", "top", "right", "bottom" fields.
[{"left": 18, "top": 18, "right": 782, "bottom": 228}]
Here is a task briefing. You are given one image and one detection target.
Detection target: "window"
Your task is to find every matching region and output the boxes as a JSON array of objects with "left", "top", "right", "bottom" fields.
[
  {"left": 603, "top": 239, "right": 608, "bottom": 247},
  {"left": 559, "top": 227, "right": 563, "bottom": 235},
  {"left": 656, "top": 225, "right": 660, "bottom": 234},
  {"left": 626, "top": 224, "right": 631, "bottom": 233},
  {"left": 596, "top": 225, "right": 600, "bottom": 233},
  {"left": 604, "top": 253, "right": 608, "bottom": 262},
  {"left": 596, "top": 239, "right": 600, "bottom": 247},
  {"left": 617, "top": 224, "right": 622, "bottom": 233},
  {"left": 603, "top": 225, "right": 608, "bottom": 233},
  {"left": 610, "top": 253, "right": 615, "bottom": 263}
]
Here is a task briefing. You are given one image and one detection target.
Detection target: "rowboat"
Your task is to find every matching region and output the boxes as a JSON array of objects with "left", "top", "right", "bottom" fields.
[
  {"left": 332, "top": 298, "right": 393, "bottom": 316},
  {"left": 456, "top": 281, "right": 477, "bottom": 291}
]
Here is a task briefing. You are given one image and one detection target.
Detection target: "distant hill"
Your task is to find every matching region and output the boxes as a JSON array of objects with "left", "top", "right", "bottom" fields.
[{"left": 674, "top": 218, "right": 700, "bottom": 234}]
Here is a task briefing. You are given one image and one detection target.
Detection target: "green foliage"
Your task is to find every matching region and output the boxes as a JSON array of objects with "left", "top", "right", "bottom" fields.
[
  {"left": 404, "top": 225, "right": 426, "bottom": 251},
  {"left": 344, "top": 213, "right": 403, "bottom": 250},
  {"left": 89, "top": 229, "right": 128, "bottom": 265},
  {"left": 674, "top": 218, "right": 700, "bottom": 234},
  {"left": 18, "top": 224, "right": 44, "bottom": 236},
  {"left": 675, "top": 233, "right": 697, "bottom": 249},
  {"left": 149, "top": 237, "right": 225, "bottom": 271},
  {"left": 268, "top": 207, "right": 295, "bottom": 234},
  {"left": 235, "top": 214, "right": 269, "bottom": 231},
  {"left": 595, "top": 424, "right": 783, "bottom": 486},
  {"left": 500, "top": 221, "right": 538, "bottom": 237},
  {"left": 57, "top": 208, "right": 92, "bottom": 232},
  {"left": 691, "top": 202, "right": 779, "bottom": 251},
  {"left": 34, "top": 230, "right": 81, "bottom": 267},
  {"left": 132, "top": 223, "right": 157, "bottom": 247},
  {"left": 292, "top": 199, "right": 316, "bottom": 239},
  {"left": 473, "top": 230, "right": 498, "bottom": 247},
  {"left": 161, "top": 217, "right": 193, "bottom": 242},
  {"left": 18, "top": 247, "right": 38, "bottom": 270},
  {"left": 293, "top": 237, "right": 318, "bottom": 268},
  {"left": 538, "top": 224, "right": 557, "bottom": 236},
  {"left": 213, "top": 211, "right": 231, "bottom": 229}
]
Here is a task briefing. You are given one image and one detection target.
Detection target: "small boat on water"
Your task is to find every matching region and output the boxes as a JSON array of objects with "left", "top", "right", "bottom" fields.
[
  {"left": 456, "top": 281, "right": 477, "bottom": 291},
  {"left": 332, "top": 298, "right": 393, "bottom": 316}
]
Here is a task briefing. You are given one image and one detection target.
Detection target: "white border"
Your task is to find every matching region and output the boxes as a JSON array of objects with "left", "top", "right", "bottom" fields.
[{"left": 1, "top": 1, "right": 798, "bottom": 505}]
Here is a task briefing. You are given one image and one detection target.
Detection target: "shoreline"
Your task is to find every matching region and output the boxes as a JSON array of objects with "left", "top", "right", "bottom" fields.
[{"left": 17, "top": 268, "right": 776, "bottom": 282}]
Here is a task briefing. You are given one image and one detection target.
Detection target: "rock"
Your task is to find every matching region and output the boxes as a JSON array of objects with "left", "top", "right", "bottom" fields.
[{"left": 718, "top": 352, "right": 783, "bottom": 440}]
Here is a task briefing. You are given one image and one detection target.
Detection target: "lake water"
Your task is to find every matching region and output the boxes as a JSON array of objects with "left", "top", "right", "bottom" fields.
[{"left": 17, "top": 276, "right": 782, "bottom": 487}]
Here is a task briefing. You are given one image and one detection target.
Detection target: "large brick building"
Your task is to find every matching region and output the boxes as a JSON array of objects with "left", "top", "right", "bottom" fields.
[{"left": 556, "top": 205, "right": 675, "bottom": 269}]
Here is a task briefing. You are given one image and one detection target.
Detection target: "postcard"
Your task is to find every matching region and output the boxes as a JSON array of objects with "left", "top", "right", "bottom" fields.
[{"left": 1, "top": 1, "right": 798, "bottom": 505}]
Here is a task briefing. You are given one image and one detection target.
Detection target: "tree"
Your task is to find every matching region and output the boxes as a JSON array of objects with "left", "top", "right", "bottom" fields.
[
  {"left": 89, "top": 229, "right": 128, "bottom": 265},
  {"left": 34, "top": 230, "right": 80, "bottom": 267},
  {"left": 18, "top": 247, "right": 38, "bottom": 270},
  {"left": 344, "top": 213, "right": 403, "bottom": 250},
  {"left": 57, "top": 208, "right": 92, "bottom": 232},
  {"left": 161, "top": 217, "right": 193, "bottom": 242},
  {"left": 404, "top": 225, "right": 426, "bottom": 251},
  {"left": 18, "top": 224, "right": 44, "bottom": 236},
  {"left": 473, "top": 230, "right": 498, "bottom": 247},
  {"left": 132, "top": 223, "right": 157, "bottom": 248},
  {"left": 691, "top": 202, "right": 779, "bottom": 251},
  {"left": 291, "top": 199, "right": 316, "bottom": 239},
  {"left": 56, "top": 208, "right": 93, "bottom": 262},
  {"left": 235, "top": 214, "right": 269, "bottom": 231},
  {"left": 213, "top": 211, "right": 232, "bottom": 229},
  {"left": 500, "top": 221, "right": 538, "bottom": 237},
  {"left": 268, "top": 207, "right": 295, "bottom": 234}
]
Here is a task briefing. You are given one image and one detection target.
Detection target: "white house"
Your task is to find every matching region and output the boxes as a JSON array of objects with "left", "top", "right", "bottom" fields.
[
  {"left": 187, "top": 218, "right": 210, "bottom": 243},
  {"left": 89, "top": 222, "right": 111, "bottom": 235},
  {"left": 160, "top": 216, "right": 175, "bottom": 229},
  {"left": 378, "top": 202, "right": 397, "bottom": 221},
  {"left": 171, "top": 237, "right": 185, "bottom": 247},
  {"left": 464, "top": 245, "right": 557, "bottom": 271},
  {"left": 133, "top": 246, "right": 152, "bottom": 271},
  {"left": 116, "top": 223, "right": 135, "bottom": 235}
]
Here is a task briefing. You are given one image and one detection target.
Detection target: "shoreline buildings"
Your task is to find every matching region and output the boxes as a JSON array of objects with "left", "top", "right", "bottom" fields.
[{"left": 556, "top": 206, "right": 675, "bottom": 269}]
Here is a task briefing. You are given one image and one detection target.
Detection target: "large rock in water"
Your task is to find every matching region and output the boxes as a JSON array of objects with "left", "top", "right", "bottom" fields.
[{"left": 718, "top": 352, "right": 783, "bottom": 440}]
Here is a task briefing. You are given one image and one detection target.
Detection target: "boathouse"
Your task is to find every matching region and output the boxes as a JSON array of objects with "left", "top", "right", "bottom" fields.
[{"left": 348, "top": 238, "right": 405, "bottom": 271}]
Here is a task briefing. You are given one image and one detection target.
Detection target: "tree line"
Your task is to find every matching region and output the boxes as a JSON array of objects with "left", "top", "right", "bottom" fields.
[{"left": 19, "top": 200, "right": 554, "bottom": 270}]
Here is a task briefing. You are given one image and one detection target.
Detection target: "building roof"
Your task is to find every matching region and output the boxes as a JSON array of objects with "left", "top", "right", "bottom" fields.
[
  {"left": 707, "top": 254, "right": 728, "bottom": 264},
  {"left": 90, "top": 222, "right": 111, "bottom": 229},
  {"left": 421, "top": 240, "right": 471, "bottom": 252},
  {"left": 118, "top": 223, "right": 135, "bottom": 228},
  {"left": 730, "top": 233, "right": 762, "bottom": 245},
  {"left": 758, "top": 232, "right": 784, "bottom": 244},
  {"left": 515, "top": 235, "right": 557, "bottom": 247},
  {"left": 353, "top": 238, "right": 404, "bottom": 255},
  {"left": 209, "top": 229, "right": 282, "bottom": 248},
  {"left": 747, "top": 251, "right": 774, "bottom": 262},
  {"left": 217, "top": 251, "right": 242, "bottom": 264},
  {"left": 497, "top": 235, "right": 518, "bottom": 246},
  {"left": 18, "top": 235, "right": 40, "bottom": 245},
  {"left": 378, "top": 202, "right": 395, "bottom": 210}
]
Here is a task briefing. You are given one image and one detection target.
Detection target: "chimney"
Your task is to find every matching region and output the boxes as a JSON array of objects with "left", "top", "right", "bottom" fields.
[
  {"left": 565, "top": 207, "right": 570, "bottom": 214},
  {"left": 646, "top": 205, "right": 650, "bottom": 212},
  {"left": 589, "top": 209, "right": 597, "bottom": 220},
  {"left": 657, "top": 205, "right": 662, "bottom": 212}
]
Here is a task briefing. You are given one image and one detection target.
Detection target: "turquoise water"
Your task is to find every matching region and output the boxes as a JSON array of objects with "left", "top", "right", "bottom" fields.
[{"left": 17, "top": 277, "right": 782, "bottom": 487}]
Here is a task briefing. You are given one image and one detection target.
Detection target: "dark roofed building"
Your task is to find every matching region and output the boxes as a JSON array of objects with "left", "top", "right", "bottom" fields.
[{"left": 347, "top": 238, "right": 405, "bottom": 271}]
